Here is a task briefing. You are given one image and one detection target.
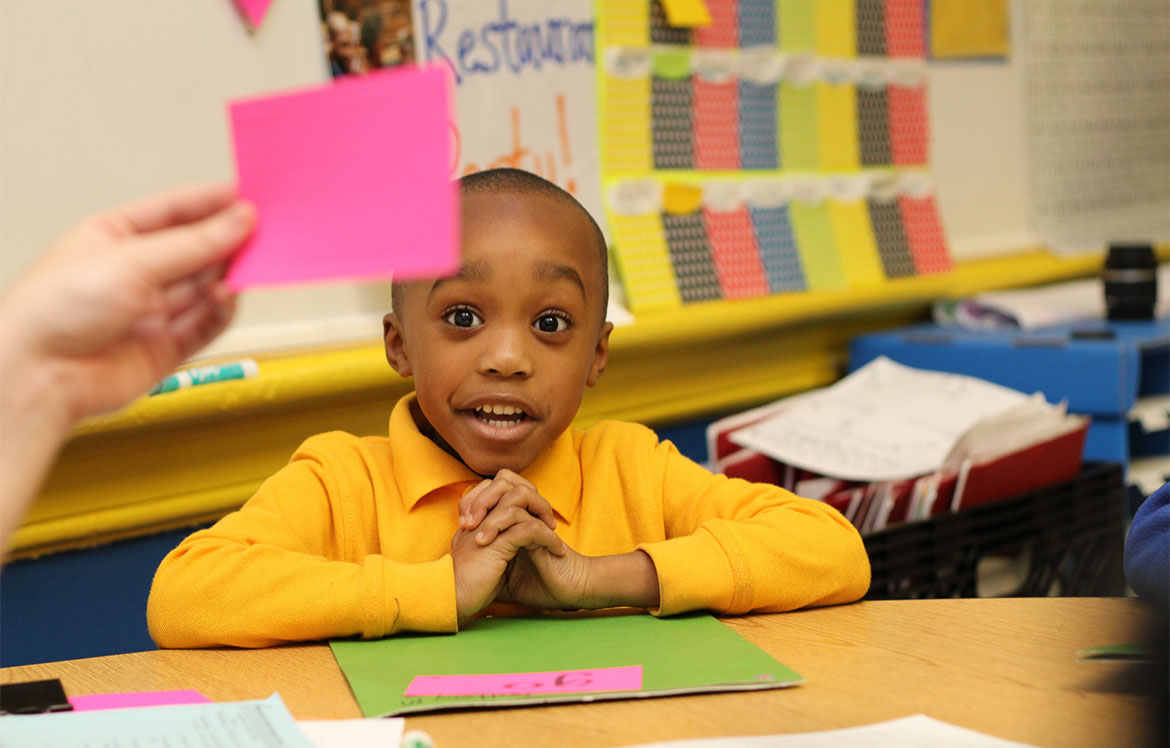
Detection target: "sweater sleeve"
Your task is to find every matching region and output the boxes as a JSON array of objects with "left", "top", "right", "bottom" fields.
[
  {"left": 1124, "top": 482, "right": 1169, "bottom": 609},
  {"left": 635, "top": 436, "right": 870, "bottom": 616},
  {"left": 147, "top": 434, "right": 457, "bottom": 648}
]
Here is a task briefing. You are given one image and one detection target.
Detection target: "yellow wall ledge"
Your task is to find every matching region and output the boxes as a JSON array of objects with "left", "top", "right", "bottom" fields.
[{"left": 8, "top": 250, "right": 1106, "bottom": 559}]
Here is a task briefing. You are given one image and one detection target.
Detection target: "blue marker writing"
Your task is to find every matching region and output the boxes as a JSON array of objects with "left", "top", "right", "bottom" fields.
[{"left": 149, "top": 359, "right": 260, "bottom": 396}]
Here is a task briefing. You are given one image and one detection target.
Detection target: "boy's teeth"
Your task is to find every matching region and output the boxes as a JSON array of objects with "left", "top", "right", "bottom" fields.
[{"left": 478, "top": 404, "right": 521, "bottom": 416}]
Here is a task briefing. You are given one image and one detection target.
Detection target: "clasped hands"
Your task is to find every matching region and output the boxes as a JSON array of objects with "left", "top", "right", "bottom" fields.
[{"left": 450, "top": 470, "right": 659, "bottom": 618}]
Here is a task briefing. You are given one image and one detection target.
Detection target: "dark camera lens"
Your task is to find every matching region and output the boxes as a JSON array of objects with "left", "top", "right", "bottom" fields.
[{"left": 1103, "top": 243, "right": 1157, "bottom": 321}]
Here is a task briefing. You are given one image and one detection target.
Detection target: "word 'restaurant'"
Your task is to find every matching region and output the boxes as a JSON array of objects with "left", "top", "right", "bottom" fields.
[{"left": 418, "top": 0, "right": 594, "bottom": 84}]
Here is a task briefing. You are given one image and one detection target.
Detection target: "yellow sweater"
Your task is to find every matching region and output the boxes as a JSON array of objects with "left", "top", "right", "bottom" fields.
[{"left": 148, "top": 396, "right": 870, "bottom": 648}]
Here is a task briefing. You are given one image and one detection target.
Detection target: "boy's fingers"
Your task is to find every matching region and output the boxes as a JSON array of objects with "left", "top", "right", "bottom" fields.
[
  {"left": 495, "top": 519, "right": 567, "bottom": 557},
  {"left": 459, "top": 473, "right": 535, "bottom": 530},
  {"left": 458, "top": 479, "right": 494, "bottom": 529},
  {"left": 500, "top": 485, "right": 557, "bottom": 530},
  {"left": 494, "top": 469, "right": 536, "bottom": 491},
  {"left": 474, "top": 504, "right": 539, "bottom": 546}
]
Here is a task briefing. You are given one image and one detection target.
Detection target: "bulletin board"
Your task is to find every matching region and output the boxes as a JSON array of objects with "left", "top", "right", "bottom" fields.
[
  {"left": 0, "top": 1, "right": 1051, "bottom": 358},
  {"left": 599, "top": 0, "right": 953, "bottom": 314}
]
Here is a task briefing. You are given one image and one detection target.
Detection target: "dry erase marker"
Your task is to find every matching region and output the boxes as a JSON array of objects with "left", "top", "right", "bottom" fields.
[{"left": 149, "top": 359, "right": 259, "bottom": 395}]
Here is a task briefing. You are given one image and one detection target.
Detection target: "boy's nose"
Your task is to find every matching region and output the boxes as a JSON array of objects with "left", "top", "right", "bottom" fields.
[{"left": 478, "top": 327, "right": 532, "bottom": 378}]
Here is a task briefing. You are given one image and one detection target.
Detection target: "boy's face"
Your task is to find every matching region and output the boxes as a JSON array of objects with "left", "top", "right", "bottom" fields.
[{"left": 384, "top": 191, "right": 612, "bottom": 476}]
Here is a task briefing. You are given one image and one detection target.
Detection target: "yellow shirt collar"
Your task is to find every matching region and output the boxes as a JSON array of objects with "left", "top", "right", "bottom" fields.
[{"left": 388, "top": 393, "right": 582, "bottom": 524}]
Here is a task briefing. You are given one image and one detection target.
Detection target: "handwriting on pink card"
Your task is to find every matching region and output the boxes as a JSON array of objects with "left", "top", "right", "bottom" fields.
[
  {"left": 68, "top": 690, "right": 212, "bottom": 711},
  {"left": 226, "top": 66, "right": 458, "bottom": 290},
  {"left": 405, "top": 665, "right": 643, "bottom": 697}
]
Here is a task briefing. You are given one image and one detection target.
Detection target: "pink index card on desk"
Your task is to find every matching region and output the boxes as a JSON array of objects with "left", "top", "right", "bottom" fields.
[
  {"left": 226, "top": 66, "right": 458, "bottom": 290},
  {"left": 404, "top": 665, "right": 643, "bottom": 697},
  {"left": 68, "top": 690, "right": 212, "bottom": 711}
]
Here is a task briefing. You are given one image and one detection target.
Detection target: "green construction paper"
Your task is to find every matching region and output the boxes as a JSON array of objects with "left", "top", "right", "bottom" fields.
[
  {"left": 779, "top": 83, "right": 820, "bottom": 171},
  {"left": 778, "top": 0, "right": 816, "bottom": 52},
  {"left": 789, "top": 201, "right": 847, "bottom": 290},
  {"left": 1076, "top": 642, "right": 1161, "bottom": 663},
  {"left": 652, "top": 49, "right": 693, "bottom": 81},
  {"left": 330, "top": 613, "right": 802, "bottom": 716}
]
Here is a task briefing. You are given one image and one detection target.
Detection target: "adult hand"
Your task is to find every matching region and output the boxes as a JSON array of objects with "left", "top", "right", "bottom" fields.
[
  {"left": 0, "top": 182, "right": 255, "bottom": 551},
  {"left": 0, "top": 182, "right": 255, "bottom": 421}
]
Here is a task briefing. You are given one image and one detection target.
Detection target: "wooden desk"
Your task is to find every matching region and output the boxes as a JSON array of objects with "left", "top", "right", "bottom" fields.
[{"left": 3, "top": 598, "right": 1165, "bottom": 748}]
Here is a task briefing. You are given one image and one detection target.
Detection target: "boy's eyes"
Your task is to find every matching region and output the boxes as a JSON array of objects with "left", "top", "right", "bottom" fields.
[
  {"left": 534, "top": 313, "right": 570, "bottom": 333},
  {"left": 440, "top": 306, "right": 571, "bottom": 333},
  {"left": 444, "top": 307, "right": 483, "bottom": 328}
]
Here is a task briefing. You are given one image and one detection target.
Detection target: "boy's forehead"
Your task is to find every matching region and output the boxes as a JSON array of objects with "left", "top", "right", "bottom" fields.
[{"left": 459, "top": 191, "right": 602, "bottom": 278}]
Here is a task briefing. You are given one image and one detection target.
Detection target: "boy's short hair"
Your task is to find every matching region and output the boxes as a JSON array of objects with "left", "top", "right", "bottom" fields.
[{"left": 391, "top": 168, "right": 609, "bottom": 317}]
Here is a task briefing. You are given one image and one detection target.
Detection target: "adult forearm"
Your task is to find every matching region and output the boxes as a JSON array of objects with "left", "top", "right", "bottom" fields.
[{"left": 0, "top": 345, "right": 76, "bottom": 552}]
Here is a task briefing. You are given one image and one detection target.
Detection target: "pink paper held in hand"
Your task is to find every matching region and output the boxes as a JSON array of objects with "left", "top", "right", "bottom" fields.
[
  {"left": 226, "top": 66, "right": 459, "bottom": 290},
  {"left": 404, "top": 665, "right": 644, "bottom": 697}
]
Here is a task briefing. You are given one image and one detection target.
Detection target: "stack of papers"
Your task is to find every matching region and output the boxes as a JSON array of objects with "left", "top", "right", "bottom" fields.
[{"left": 713, "top": 358, "right": 1088, "bottom": 531}]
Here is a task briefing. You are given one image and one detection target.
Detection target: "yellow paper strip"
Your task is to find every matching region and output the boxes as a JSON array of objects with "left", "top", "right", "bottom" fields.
[
  {"left": 816, "top": 0, "right": 857, "bottom": 57},
  {"left": 609, "top": 213, "right": 683, "bottom": 312},
  {"left": 817, "top": 82, "right": 861, "bottom": 170},
  {"left": 604, "top": 75, "right": 653, "bottom": 174},
  {"left": 829, "top": 199, "right": 886, "bottom": 286},
  {"left": 600, "top": 0, "right": 650, "bottom": 46},
  {"left": 660, "top": 0, "right": 712, "bottom": 28}
]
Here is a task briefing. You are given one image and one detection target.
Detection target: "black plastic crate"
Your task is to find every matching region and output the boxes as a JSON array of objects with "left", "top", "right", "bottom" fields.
[{"left": 864, "top": 463, "right": 1126, "bottom": 599}]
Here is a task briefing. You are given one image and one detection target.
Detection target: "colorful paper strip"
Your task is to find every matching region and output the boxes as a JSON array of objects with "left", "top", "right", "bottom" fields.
[
  {"left": 703, "top": 206, "right": 770, "bottom": 298},
  {"left": 693, "top": 77, "right": 742, "bottom": 170},
  {"left": 749, "top": 204, "right": 808, "bottom": 292}
]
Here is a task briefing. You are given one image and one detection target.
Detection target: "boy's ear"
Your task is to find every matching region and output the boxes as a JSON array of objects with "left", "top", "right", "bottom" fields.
[
  {"left": 585, "top": 321, "right": 614, "bottom": 388},
  {"left": 383, "top": 313, "right": 413, "bottom": 378}
]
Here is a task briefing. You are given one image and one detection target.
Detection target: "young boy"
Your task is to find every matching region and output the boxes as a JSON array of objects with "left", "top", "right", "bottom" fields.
[{"left": 147, "top": 169, "right": 870, "bottom": 648}]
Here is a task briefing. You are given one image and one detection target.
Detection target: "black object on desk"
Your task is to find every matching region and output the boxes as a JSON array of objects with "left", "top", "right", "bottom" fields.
[
  {"left": 1104, "top": 243, "right": 1158, "bottom": 321},
  {"left": 0, "top": 678, "right": 73, "bottom": 714}
]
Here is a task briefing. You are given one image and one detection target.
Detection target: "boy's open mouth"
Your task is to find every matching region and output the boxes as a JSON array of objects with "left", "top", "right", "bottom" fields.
[{"left": 472, "top": 404, "right": 529, "bottom": 429}]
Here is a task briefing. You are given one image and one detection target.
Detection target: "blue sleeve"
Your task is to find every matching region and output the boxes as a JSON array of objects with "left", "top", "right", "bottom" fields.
[{"left": 1124, "top": 482, "right": 1170, "bottom": 608}]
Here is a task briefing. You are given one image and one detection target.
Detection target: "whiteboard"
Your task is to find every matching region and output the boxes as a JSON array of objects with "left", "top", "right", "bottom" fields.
[{"left": 0, "top": 0, "right": 1036, "bottom": 359}]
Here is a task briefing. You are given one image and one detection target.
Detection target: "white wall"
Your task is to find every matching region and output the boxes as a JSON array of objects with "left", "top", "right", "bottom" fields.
[{"left": 1, "top": 0, "right": 1037, "bottom": 358}]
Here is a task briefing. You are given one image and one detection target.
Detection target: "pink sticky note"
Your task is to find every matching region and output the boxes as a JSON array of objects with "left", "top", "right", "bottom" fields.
[
  {"left": 232, "top": 0, "right": 273, "bottom": 29},
  {"left": 404, "top": 665, "right": 643, "bottom": 697},
  {"left": 226, "top": 66, "right": 458, "bottom": 290},
  {"left": 68, "top": 690, "right": 212, "bottom": 711}
]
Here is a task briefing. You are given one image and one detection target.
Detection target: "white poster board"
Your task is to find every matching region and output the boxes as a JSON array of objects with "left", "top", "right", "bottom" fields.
[{"left": 412, "top": 0, "right": 604, "bottom": 229}]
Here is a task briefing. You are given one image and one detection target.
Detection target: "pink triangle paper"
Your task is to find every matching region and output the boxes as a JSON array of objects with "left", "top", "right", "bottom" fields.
[{"left": 233, "top": 0, "right": 273, "bottom": 30}]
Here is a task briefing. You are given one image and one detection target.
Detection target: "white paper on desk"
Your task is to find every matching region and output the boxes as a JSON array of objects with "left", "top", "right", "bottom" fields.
[
  {"left": 730, "top": 358, "right": 1031, "bottom": 481},
  {"left": 626, "top": 714, "right": 1039, "bottom": 747},
  {"left": 297, "top": 717, "right": 405, "bottom": 748},
  {"left": 934, "top": 266, "right": 1170, "bottom": 331},
  {"left": 0, "top": 692, "right": 315, "bottom": 748}
]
